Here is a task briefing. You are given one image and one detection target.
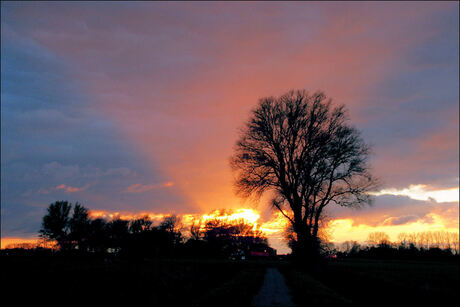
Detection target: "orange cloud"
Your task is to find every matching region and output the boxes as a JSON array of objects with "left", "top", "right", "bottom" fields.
[
  {"left": 56, "top": 184, "right": 84, "bottom": 193},
  {"left": 89, "top": 210, "right": 168, "bottom": 222},
  {"left": 328, "top": 212, "right": 459, "bottom": 244},
  {"left": 124, "top": 181, "right": 174, "bottom": 193}
]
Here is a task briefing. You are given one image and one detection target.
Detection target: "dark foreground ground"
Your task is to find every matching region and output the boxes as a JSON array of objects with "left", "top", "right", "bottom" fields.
[
  {"left": 1, "top": 255, "right": 459, "bottom": 306},
  {"left": 282, "top": 258, "right": 460, "bottom": 307}
]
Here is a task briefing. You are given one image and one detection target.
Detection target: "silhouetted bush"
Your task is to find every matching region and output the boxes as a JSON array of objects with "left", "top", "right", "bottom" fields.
[{"left": 37, "top": 202, "right": 276, "bottom": 260}]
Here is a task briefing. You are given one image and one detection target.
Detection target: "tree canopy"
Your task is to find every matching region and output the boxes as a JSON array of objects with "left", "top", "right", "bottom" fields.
[
  {"left": 39, "top": 201, "right": 72, "bottom": 249},
  {"left": 231, "top": 89, "right": 378, "bottom": 259},
  {"left": 38, "top": 201, "right": 273, "bottom": 259}
]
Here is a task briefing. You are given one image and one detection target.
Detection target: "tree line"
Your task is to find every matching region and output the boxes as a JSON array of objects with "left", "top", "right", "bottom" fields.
[
  {"left": 331, "top": 231, "right": 459, "bottom": 260},
  {"left": 36, "top": 200, "right": 275, "bottom": 259}
]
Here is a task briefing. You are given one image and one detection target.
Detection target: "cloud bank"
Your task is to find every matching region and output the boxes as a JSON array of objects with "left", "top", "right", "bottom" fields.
[{"left": 1, "top": 2, "right": 458, "bottom": 247}]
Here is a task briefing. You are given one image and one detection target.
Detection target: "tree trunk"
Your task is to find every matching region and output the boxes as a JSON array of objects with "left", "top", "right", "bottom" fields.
[{"left": 292, "top": 219, "right": 320, "bottom": 265}]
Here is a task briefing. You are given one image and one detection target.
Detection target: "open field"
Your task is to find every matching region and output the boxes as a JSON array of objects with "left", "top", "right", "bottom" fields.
[
  {"left": 282, "top": 258, "right": 460, "bottom": 307},
  {"left": 2, "top": 255, "right": 459, "bottom": 306},
  {"left": 1, "top": 255, "right": 267, "bottom": 306}
]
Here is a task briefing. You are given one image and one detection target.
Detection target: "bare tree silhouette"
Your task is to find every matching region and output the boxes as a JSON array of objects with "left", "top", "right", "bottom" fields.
[
  {"left": 231, "top": 89, "right": 378, "bottom": 261},
  {"left": 367, "top": 231, "right": 391, "bottom": 247}
]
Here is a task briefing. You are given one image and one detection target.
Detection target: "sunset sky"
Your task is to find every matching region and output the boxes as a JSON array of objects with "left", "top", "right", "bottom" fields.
[{"left": 1, "top": 2, "right": 458, "bottom": 253}]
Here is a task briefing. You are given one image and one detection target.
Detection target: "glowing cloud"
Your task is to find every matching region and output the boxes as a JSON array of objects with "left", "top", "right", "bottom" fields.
[
  {"left": 371, "top": 184, "right": 459, "bottom": 203},
  {"left": 328, "top": 211, "right": 459, "bottom": 244},
  {"left": 201, "top": 209, "right": 260, "bottom": 225}
]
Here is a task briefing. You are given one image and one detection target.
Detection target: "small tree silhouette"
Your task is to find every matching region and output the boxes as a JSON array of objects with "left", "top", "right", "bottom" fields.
[
  {"left": 39, "top": 201, "right": 72, "bottom": 250},
  {"left": 69, "top": 203, "right": 91, "bottom": 251}
]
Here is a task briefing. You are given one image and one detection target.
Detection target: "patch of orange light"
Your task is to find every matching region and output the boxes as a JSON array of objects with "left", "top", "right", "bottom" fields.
[
  {"left": 4, "top": 207, "right": 458, "bottom": 255},
  {"left": 89, "top": 210, "right": 207, "bottom": 228},
  {"left": 89, "top": 210, "right": 167, "bottom": 222},
  {"left": 1, "top": 237, "right": 39, "bottom": 248},
  {"left": 199, "top": 208, "right": 262, "bottom": 231},
  {"left": 259, "top": 212, "right": 290, "bottom": 234},
  {"left": 1, "top": 237, "right": 58, "bottom": 250},
  {"left": 201, "top": 208, "right": 260, "bottom": 224},
  {"left": 327, "top": 213, "right": 459, "bottom": 243}
]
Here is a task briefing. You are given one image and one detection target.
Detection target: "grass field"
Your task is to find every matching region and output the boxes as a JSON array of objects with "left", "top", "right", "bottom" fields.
[
  {"left": 1, "top": 255, "right": 267, "bottom": 306},
  {"left": 2, "top": 255, "right": 458, "bottom": 306},
  {"left": 282, "top": 258, "right": 460, "bottom": 307}
]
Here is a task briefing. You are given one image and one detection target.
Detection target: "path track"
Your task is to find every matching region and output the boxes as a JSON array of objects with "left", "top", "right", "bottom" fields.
[{"left": 251, "top": 267, "right": 297, "bottom": 307}]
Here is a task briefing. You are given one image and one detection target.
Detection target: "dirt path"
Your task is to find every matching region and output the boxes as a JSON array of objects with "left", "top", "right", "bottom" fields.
[{"left": 251, "top": 267, "right": 297, "bottom": 307}]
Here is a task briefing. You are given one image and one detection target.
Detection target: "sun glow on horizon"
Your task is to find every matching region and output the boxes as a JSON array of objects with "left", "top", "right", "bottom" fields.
[
  {"left": 201, "top": 208, "right": 260, "bottom": 225},
  {"left": 328, "top": 213, "right": 459, "bottom": 243},
  {"left": 3, "top": 205, "right": 458, "bottom": 253}
]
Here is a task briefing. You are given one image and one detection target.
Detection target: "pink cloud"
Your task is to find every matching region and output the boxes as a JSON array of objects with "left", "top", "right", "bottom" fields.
[
  {"left": 55, "top": 184, "right": 85, "bottom": 193},
  {"left": 124, "top": 182, "right": 174, "bottom": 193},
  {"left": 382, "top": 215, "right": 420, "bottom": 226}
]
